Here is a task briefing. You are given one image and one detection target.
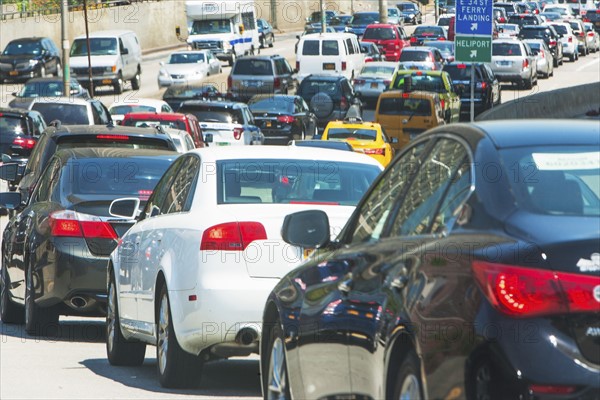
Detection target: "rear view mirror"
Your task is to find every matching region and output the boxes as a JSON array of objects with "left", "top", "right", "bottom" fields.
[
  {"left": 0, "top": 163, "right": 19, "bottom": 182},
  {"left": 109, "top": 197, "right": 140, "bottom": 219},
  {"left": 281, "top": 210, "right": 330, "bottom": 248}
]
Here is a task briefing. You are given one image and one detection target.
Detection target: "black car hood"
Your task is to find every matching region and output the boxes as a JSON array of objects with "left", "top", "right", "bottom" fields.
[
  {"left": 7, "top": 97, "right": 34, "bottom": 109},
  {"left": 0, "top": 54, "right": 39, "bottom": 64},
  {"left": 505, "top": 210, "right": 600, "bottom": 274}
]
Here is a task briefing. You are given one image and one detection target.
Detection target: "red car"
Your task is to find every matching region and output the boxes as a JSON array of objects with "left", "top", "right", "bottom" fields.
[
  {"left": 361, "top": 23, "right": 411, "bottom": 62},
  {"left": 121, "top": 112, "right": 206, "bottom": 148}
]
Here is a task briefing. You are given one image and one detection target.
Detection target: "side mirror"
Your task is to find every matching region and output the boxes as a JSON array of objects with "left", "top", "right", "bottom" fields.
[
  {"left": 11, "top": 91, "right": 18, "bottom": 96},
  {"left": 0, "top": 163, "right": 19, "bottom": 182},
  {"left": 159, "top": 61, "right": 165, "bottom": 66},
  {"left": 390, "top": 137, "right": 399, "bottom": 144},
  {"left": 281, "top": 210, "right": 330, "bottom": 248},
  {"left": 1, "top": 154, "right": 13, "bottom": 163},
  {"left": 204, "top": 133, "right": 214, "bottom": 143},
  {"left": 0, "top": 192, "right": 22, "bottom": 210},
  {"left": 296, "top": 35, "right": 300, "bottom": 40},
  {"left": 109, "top": 197, "right": 140, "bottom": 219},
  {"left": 121, "top": 48, "right": 129, "bottom": 55}
]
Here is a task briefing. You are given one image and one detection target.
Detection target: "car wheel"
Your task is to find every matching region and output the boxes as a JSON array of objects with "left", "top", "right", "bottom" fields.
[
  {"left": 263, "top": 320, "right": 291, "bottom": 400},
  {"left": 229, "top": 52, "right": 236, "bottom": 67},
  {"left": 38, "top": 66, "right": 46, "bottom": 78},
  {"left": 55, "top": 62, "right": 62, "bottom": 78},
  {"left": 157, "top": 284, "right": 203, "bottom": 388},
  {"left": 131, "top": 69, "right": 141, "bottom": 90},
  {"left": 553, "top": 57, "right": 558, "bottom": 68},
  {"left": 25, "top": 265, "right": 58, "bottom": 336},
  {"left": 269, "top": 34, "right": 275, "bottom": 48},
  {"left": 392, "top": 350, "right": 423, "bottom": 400},
  {"left": 260, "top": 37, "right": 265, "bottom": 49},
  {"left": 106, "top": 271, "right": 146, "bottom": 366},
  {"left": 569, "top": 53, "right": 576, "bottom": 62},
  {"left": 471, "top": 359, "right": 502, "bottom": 400},
  {"left": 1, "top": 262, "right": 24, "bottom": 324},
  {"left": 114, "top": 73, "right": 124, "bottom": 94}
]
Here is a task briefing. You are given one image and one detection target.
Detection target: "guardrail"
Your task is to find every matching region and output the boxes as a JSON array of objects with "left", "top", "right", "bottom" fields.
[{"left": 0, "top": 0, "right": 160, "bottom": 21}]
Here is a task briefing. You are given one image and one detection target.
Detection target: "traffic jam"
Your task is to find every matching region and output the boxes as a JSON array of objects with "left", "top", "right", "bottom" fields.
[{"left": 0, "top": 0, "right": 599, "bottom": 398}]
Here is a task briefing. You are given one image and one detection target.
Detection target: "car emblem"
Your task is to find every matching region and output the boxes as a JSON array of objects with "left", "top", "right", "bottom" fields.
[
  {"left": 594, "top": 285, "right": 600, "bottom": 303},
  {"left": 264, "top": 113, "right": 268, "bottom": 117},
  {"left": 576, "top": 253, "right": 600, "bottom": 272}
]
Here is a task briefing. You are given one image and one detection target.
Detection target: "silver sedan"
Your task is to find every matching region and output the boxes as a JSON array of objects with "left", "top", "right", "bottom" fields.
[
  {"left": 157, "top": 50, "right": 222, "bottom": 88},
  {"left": 353, "top": 61, "right": 399, "bottom": 105},
  {"left": 523, "top": 39, "right": 554, "bottom": 79}
]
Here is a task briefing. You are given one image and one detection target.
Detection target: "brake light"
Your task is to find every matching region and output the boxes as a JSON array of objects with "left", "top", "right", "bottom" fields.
[
  {"left": 274, "top": 77, "right": 281, "bottom": 89},
  {"left": 472, "top": 261, "right": 600, "bottom": 317},
  {"left": 233, "top": 127, "right": 243, "bottom": 140},
  {"left": 353, "top": 79, "right": 366, "bottom": 85},
  {"left": 578, "top": 32, "right": 584, "bottom": 37},
  {"left": 529, "top": 385, "right": 577, "bottom": 395},
  {"left": 340, "top": 96, "right": 348, "bottom": 110},
  {"left": 227, "top": 75, "right": 232, "bottom": 90},
  {"left": 138, "top": 190, "right": 152, "bottom": 201},
  {"left": 437, "top": 36, "right": 446, "bottom": 40},
  {"left": 402, "top": 92, "right": 410, "bottom": 98},
  {"left": 410, "top": 36, "right": 417, "bottom": 43},
  {"left": 277, "top": 115, "right": 295, "bottom": 124},
  {"left": 457, "top": 63, "right": 467, "bottom": 69},
  {"left": 588, "top": 32, "right": 595, "bottom": 37},
  {"left": 363, "top": 147, "right": 385, "bottom": 155},
  {"left": 549, "top": 40, "right": 557, "bottom": 46},
  {"left": 539, "top": 51, "right": 545, "bottom": 58},
  {"left": 96, "top": 135, "right": 129, "bottom": 141},
  {"left": 568, "top": 36, "right": 573, "bottom": 42},
  {"left": 12, "top": 137, "right": 36, "bottom": 150},
  {"left": 341, "top": 61, "right": 347, "bottom": 71},
  {"left": 364, "top": 57, "right": 374, "bottom": 63},
  {"left": 480, "top": 81, "right": 487, "bottom": 89},
  {"left": 522, "top": 59, "right": 529, "bottom": 69},
  {"left": 499, "top": 17, "right": 506, "bottom": 23},
  {"left": 200, "top": 222, "right": 267, "bottom": 251},
  {"left": 49, "top": 210, "right": 117, "bottom": 239}
]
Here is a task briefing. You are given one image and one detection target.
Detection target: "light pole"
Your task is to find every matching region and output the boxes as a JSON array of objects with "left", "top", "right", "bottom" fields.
[
  {"left": 321, "top": 0, "right": 326, "bottom": 33},
  {"left": 61, "top": 0, "right": 69, "bottom": 96},
  {"left": 379, "top": 0, "right": 388, "bottom": 23}
]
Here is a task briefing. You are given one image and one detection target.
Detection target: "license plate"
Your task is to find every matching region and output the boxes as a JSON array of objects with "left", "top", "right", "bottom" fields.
[
  {"left": 266, "top": 121, "right": 272, "bottom": 127},
  {"left": 303, "top": 248, "right": 315, "bottom": 260},
  {"left": 370, "top": 82, "right": 378, "bottom": 88},
  {"left": 102, "top": 79, "right": 112, "bottom": 84},
  {"left": 323, "top": 63, "right": 335, "bottom": 70},
  {"left": 216, "top": 142, "right": 230, "bottom": 146},
  {"left": 9, "top": 71, "right": 18, "bottom": 76},
  {"left": 497, "top": 61, "right": 511, "bottom": 66}
]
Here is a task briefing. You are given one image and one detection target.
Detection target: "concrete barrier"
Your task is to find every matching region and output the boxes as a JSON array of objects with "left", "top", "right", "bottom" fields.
[{"left": 476, "top": 82, "right": 600, "bottom": 121}]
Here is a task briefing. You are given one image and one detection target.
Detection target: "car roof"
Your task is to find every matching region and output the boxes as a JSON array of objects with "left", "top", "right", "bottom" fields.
[
  {"left": 354, "top": 11, "right": 379, "bottom": 15},
  {"left": 189, "top": 145, "right": 383, "bottom": 167},
  {"left": 110, "top": 98, "right": 167, "bottom": 108},
  {"left": 366, "top": 23, "right": 397, "bottom": 28},
  {"left": 380, "top": 90, "right": 440, "bottom": 99},
  {"left": 362, "top": 61, "right": 399, "bottom": 68},
  {"left": 29, "top": 96, "right": 91, "bottom": 105},
  {"left": 43, "top": 124, "right": 168, "bottom": 138},
  {"left": 300, "top": 32, "right": 359, "bottom": 39},
  {"left": 54, "top": 147, "right": 177, "bottom": 163},
  {"left": 326, "top": 120, "right": 382, "bottom": 130},
  {"left": 74, "top": 30, "right": 135, "bottom": 39},
  {"left": 302, "top": 74, "right": 345, "bottom": 82},
  {"left": 122, "top": 112, "right": 188, "bottom": 120},
  {"left": 0, "top": 107, "right": 34, "bottom": 116},
  {"left": 7, "top": 37, "right": 47, "bottom": 43}
]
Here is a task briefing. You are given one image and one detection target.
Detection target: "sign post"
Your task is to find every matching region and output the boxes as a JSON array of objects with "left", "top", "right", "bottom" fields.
[{"left": 454, "top": 0, "right": 493, "bottom": 121}]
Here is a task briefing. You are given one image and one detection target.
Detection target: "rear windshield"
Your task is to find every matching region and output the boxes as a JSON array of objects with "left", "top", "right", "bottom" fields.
[
  {"left": 500, "top": 146, "right": 600, "bottom": 216},
  {"left": 508, "top": 15, "right": 540, "bottom": 25},
  {"left": 400, "top": 50, "right": 431, "bottom": 62},
  {"left": 299, "top": 80, "right": 338, "bottom": 98},
  {"left": 122, "top": 119, "right": 187, "bottom": 130},
  {"left": 397, "top": 75, "right": 446, "bottom": 93},
  {"left": 248, "top": 97, "right": 294, "bottom": 113},
  {"left": 217, "top": 159, "right": 381, "bottom": 205},
  {"left": 414, "top": 26, "right": 445, "bottom": 36},
  {"left": 422, "top": 41, "right": 455, "bottom": 54},
  {"left": 62, "top": 156, "right": 174, "bottom": 200},
  {"left": 438, "top": 16, "right": 452, "bottom": 26},
  {"left": 551, "top": 24, "right": 568, "bottom": 35},
  {"left": 56, "top": 136, "right": 173, "bottom": 151},
  {"left": 178, "top": 105, "right": 244, "bottom": 124},
  {"left": 378, "top": 97, "right": 433, "bottom": 116},
  {"left": 444, "top": 65, "right": 483, "bottom": 80},
  {"left": 492, "top": 42, "right": 523, "bottom": 56},
  {"left": 110, "top": 105, "right": 157, "bottom": 115},
  {"left": 327, "top": 128, "right": 377, "bottom": 141},
  {"left": 233, "top": 59, "right": 273, "bottom": 76},
  {"left": 31, "top": 103, "right": 89, "bottom": 125},
  {"left": 519, "top": 28, "right": 549, "bottom": 38},
  {"left": 363, "top": 27, "right": 396, "bottom": 40},
  {"left": 525, "top": 41, "right": 542, "bottom": 52},
  {"left": 0, "top": 115, "right": 29, "bottom": 136},
  {"left": 360, "top": 65, "right": 396, "bottom": 76},
  {"left": 352, "top": 13, "right": 379, "bottom": 25}
]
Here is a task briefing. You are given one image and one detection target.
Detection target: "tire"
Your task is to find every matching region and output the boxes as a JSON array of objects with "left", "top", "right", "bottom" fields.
[
  {"left": 113, "top": 73, "right": 124, "bottom": 94},
  {"left": 229, "top": 52, "right": 236, "bottom": 67},
  {"left": 25, "top": 266, "right": 58, "bottom": 336},
  {"left": 38, "top": 66, "right": 46, "bottom": 78},
  {"left": 106, "top": 272, "right": 146, "bottom": 366},
  {"left": 392, "top": 351, "right": 423, "bottom": 400},
  {"left": 131, "top": 69, "right": 141, "bottom": 91},
  {"left": 269, "top": 35, "right": 274, "bottom": 48},
  {"left": 553, "top": 57, "right": 558, "bottom": 68},
  {"left": 263, "top": 321, "right": 291, "bottom": 400},
  {"left": 156, "top": 284, "right": 203, "bottom": 388},
  {"left": 570, "top": 53, "right": 576, "bottom": 62},
  {"left": 559, "top": 55, "right": 564, "bottom": 66},
  {"left": 260, "top": 38, "right": 265, "bottom": 49},
  {"left": 55, "top": 62, "right": 62, "bottom": 78},
  {"left": 1, "top": 263, "right": 24, "bottom": 324}
]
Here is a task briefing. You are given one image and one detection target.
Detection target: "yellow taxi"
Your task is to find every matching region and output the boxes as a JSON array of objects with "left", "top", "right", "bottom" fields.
[{"left": 321, "top": 116, "right": 396, "bottom": 167}]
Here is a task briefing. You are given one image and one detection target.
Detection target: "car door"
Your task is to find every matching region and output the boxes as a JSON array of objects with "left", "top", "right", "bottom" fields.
[
  {"left": 442, "top": 72, "right": 461, "bottom": 122},
  {"left": 137, "top": 155, "right": 200, "bottom": 327},
  {"left": 483, "top": 63, "right": 500, "bottom": 105}
]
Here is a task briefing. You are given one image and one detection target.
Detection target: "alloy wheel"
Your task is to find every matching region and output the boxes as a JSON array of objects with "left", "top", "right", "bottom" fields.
[
  {"left": 399, "top": 374, "right": 422, "bottom": 400},
  {"left": 157, "top": 293, "right": 169, "bottom": 375},
  {"left": 106, "top": 282, "right": 116, "bottom": 353},
  {"left": 267, "top": 336, "right": 288, "bottom": 400}
]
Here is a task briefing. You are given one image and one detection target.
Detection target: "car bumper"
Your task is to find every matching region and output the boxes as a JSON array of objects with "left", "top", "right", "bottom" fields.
[
  {"left": 562, "top": 43, "right": 578, "bottom": 54},
  {"left": 494, "top": 70, "right": 531, "bottom": 82},
  {"left": 71, "top": 73, "right": 120, "bottom": 87},
  {"left": 158, "top": 75, "right": 204, "bottom": 88},
  {"left": 0, "top": 65, "right": 38, "bottom": 81}
]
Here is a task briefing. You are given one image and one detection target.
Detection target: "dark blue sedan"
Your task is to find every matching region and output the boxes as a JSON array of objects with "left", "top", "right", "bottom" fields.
[{"left": 260, "top": 119, "right": 600, "bottom": 400}]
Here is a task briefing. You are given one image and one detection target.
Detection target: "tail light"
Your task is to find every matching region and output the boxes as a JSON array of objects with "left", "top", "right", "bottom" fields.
[
  {"left": 340, "top": 96, "right": 348, "bottom": 110},
  {"left": 440, "top": 99, "right": 445, "bottom": 109},
  {"left": 353, "top": 79, "right": 366, "bottom": 85},
  {"left": 277, "top": 115, "right": 295, "bottom": 124},
  {"left": 457, "top": 63, "right": 467, "bottom": 69},
  {"left": 233, "top": 127, "right": 243, "bottom": 140},
  {"left": 578, "top": 32, "right": 584, "bottom": 38},
  {"left": 478, "top": 81, "right": 488, "bottom": 89},
  {"left": 472, "top": 261, "right": 600, "bottom": 317},
  {"left": 549, "top": 40, "right": 557, "bottom": 46},
  {"left": 522, "top": 59, "right": 529, "bottom": 69},
  {"left": 12, "top": 137, "right": 36, "bottom": 150},
  {"left": 588, "top": 32, "right": 595, "bottom": 37},
  {"left": 341, "top": 61, "right": 347, "bottom": 71},
  {"left": 364, "top": 57, "right": 373, "bottom": 63},
  {"left": 383, "top": 79, "right": 391, "bottom": 86},
  {"left": 50, "top": 210, "right": 117, "bottom": 239},
  {"left": 499, "top": 17, "right": 506, "bottom": 23},
  {"left": 96, "top": 135, "right": 129, "bottom": 141},
  {"left": 274, "top": 77, "right": 281, "bottom": 89},
  {"left": 568, "top": 36, "right": 573, "bottom": 43},
  {"left": 227, "top": 75, "right": 232, "bottom": 90},
  {"left": 296, "top": 61, "right": 299, "bottom": 70},
  {"left": 539, "top": 51, "right": 545, "bottom": 58},
  {"left": 363, "top": 147, "right": 385, "bottom": 155},
  {"left": 529, "top": 385, "right": 577, "bottom": 395},
  {"left": 437, "top": 36, "right": 446, "bottom": 40},
  {"left": 410, "top": 36, "right": 417, "bottom": 43},
  {"left": 200, "top": 222, "right": 267, "bottom": 251}
]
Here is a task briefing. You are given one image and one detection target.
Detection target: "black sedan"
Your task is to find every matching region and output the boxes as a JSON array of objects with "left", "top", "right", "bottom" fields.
[
  {"left": 8, "top": 77, "right": 90, "bottom": 109},
  {"left": 0, "top": 37, "right": 62, "bottom": 83},
  {"left": 248, "top": 95, "right": 318, "bottom": 144},
  {"left": 260, "top": 120, "right": 600, "bottom": 399},
  {"left": 0, "top": 148, "right": 177, "bottom": 336},
  {"left": 410, "top": 25, "right": 447, "bottom": 45}
]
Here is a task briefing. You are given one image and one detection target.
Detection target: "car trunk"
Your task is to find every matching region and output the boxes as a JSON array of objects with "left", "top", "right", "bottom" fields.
[
  {"left": 231, "top": 74, "right": 275, "bottom": 99},
  {"left": 200, "top": 121, "right": 237, "bottom": 145}
]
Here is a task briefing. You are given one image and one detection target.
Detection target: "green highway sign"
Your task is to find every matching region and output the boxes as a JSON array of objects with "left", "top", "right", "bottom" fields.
[{"left": 455, "top": 35, "right": 492, "bottom": 63}]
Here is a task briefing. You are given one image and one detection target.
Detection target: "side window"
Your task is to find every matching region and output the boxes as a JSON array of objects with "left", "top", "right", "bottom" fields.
[
  {"left": 91, "top": 103, "right": 102, "bottom": 125},
  {"left": 119, "top": 38, "right": 126, "bottom": 54},
  {"left": 24, "top": 134, "right": 48, "bottom": 175},
  {"left": 161, "top": 105, "right": 172, "bottom": 113},
  {"left": 244, "top": 107, "right": 254, "bottom": 124},
  {"left": 388, "top": 138, "right": 468, "bottom": 237},
  {"left": 91, "top": 101, "right": 109, "bottom": 124},
  {"left": 162, "top": 156, "right": 200, "bottom": 214},
  {"left": 30, "top": 158, "right": 60, "bottom": 203},
  {"left": 274, "top": 59, "right": 285, "bottom": 75},
  {"left": 348, "top": 140, "right": 429, "bottom": 243},
  {"left": 345, "top": 38, "right": 355, "bottom": 55},
  {"left": 143, "top": 157, "right": 185, "bottom": 218},
  {"left": 399, "top": 27, "right": 408, "bottom": 39},
  {"left": 283, "top": 59, "right": 293, "bottom": 74},
  {"left": 431, "top": 158, "right": 473, "bottom": 234}
]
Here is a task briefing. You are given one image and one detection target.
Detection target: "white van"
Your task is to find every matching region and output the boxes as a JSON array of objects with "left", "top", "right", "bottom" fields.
[
  {"left": 296, "top": 33, "right": 364, "bottom": 83},
  {"left": 69, "top": 30, "right": 142, "bottom": 94}
]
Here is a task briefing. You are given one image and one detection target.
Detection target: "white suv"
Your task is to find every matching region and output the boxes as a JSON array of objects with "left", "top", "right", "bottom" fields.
[{"left": 551, "top": 22, "right": 579, "bottom": 61}]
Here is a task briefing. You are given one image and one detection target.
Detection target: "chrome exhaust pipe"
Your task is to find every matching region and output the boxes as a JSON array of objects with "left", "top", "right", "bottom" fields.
[
  {"left": 70, "top": 296, "right": 88, "bottom": 309},
  {"left": 236, "top": 328, "right": 258, "bottom": 345}
]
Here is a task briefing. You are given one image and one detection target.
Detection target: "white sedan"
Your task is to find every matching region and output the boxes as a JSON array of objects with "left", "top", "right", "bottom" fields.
[
  {"left": 108, "top": 98, "right": 173, "bottom": 124},
  {"left": 157, "top": 50, "right": 222, "bottom": 88},
  {"left": 105, "top": 146, "right": 383, "bottom": 388}
]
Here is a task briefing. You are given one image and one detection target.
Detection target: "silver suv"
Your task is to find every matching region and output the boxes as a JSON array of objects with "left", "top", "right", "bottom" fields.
[{"left": 227, "top": 55, "right": 296, "bottom": 102}]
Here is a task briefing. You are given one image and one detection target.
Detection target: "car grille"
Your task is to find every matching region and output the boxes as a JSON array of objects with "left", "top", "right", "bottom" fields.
[
  {"left": 171, "top": 74, "right": 185, "bottom": 79},
  {"left": 72, "top": 67, "right": 107, "bottom": 75},
  {"left": 192, "top": 40, "right": 222, "bottom": 51}
]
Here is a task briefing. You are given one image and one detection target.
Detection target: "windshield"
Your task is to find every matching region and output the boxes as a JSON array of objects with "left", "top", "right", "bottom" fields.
[
  {"left": 388, "top": 8, "right": 400, "bottom": 16},
  {"left": 217, "top": 159, "right": 380, "bottom": 205},
  {"left": 398, "top": 3, "right": 418, "bottom": 11},
  {"left": 400, "top": 50, "right": 431, "bottom": 61},
  {"left": 353, "top": 13, "right": 379, "bottom": 24},
  {"left": 3, "top": 41, "right": 42, "bottom": 55},
  {"left": 70, "top": 38, "right": 117, "bottom": 56},
  {"left": 248, "top": 97, "right": 294, "bottom": 113},
  {"left": 363, "top": 27, "right": 396, "bottom": 40},
  {"left": 18, "top": 81, "right": 80, "bottom": 98},
  {"left": 327, "top": 128, "right": 378, "bottom": 141},
  {"left": 168, "top": 52, "right": 205, "bottom": 64},
  {"left": 31, "top": 103, "right": 89, "bottom": 125},
  {"left": 191, "top": 19, "right": 231, "bottom": 35},
  {"left": 492, "top": 42, "right": 523, "bottom": 56},
  {"left": 360, "top": 65, "right": 396, "bottom": 77},
  {"left": 233, "top": 59, "right": 273, "bottom": 75},
  {"left": 500, "top": 147, "right": 600, "bottom": 216}
]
